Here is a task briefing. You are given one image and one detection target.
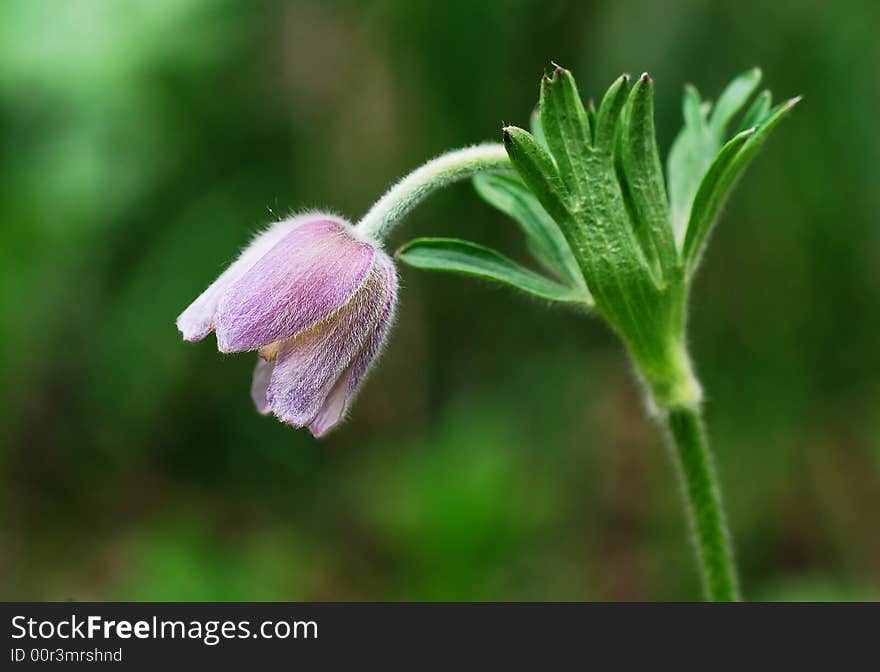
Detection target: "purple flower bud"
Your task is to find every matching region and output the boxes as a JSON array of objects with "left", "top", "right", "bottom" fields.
[{"left": 177, "top": 214, "right": 397, "bottom": 436}]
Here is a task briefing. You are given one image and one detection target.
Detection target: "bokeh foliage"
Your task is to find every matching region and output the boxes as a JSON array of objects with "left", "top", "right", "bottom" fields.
[{"left": 1, "top": 0, "right": 878, "bottom": 600}]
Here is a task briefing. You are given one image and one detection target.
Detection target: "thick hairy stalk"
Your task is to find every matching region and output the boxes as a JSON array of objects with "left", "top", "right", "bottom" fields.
[
  {"left": 356, "top": 144, "right": 512, "bottom": 241},
  {"left": 665, "top": 405, "right": 740, "bottom": 601}
]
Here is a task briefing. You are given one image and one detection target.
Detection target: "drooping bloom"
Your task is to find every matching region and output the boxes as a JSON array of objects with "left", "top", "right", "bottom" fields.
[{"left": 177, "top": 214, "right": 397, "bottom": 436}]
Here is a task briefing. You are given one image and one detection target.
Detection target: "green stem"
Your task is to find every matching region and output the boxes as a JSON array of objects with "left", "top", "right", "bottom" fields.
[
  {"left": 665, "top": 405, "right": 740, "bottom": 601},
  {"left": 355, "top": 144, "right": 512, "bottom": 241}
]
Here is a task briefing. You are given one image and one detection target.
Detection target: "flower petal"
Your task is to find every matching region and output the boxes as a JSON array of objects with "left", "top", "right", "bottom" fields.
[
  {"left": 250, "top": 357, "right": 274, "bottom": 415},
  {"left": 307, "top": 253, "right": 398, "bottom": 437},
  {"left": 266, "top": 260, "right": 389, "bottom": 428},
  {"left": 176, "top": 217, "right": 305, "bottom": 342},
  {"left": 345, "top": 252, "right": 398, "bottom": 396},
  {"left": 215, "top": 218, "right": 374, "bottom": 353},
  {"left": 307, "top": 370, "right": 351, "bottom": 437}
]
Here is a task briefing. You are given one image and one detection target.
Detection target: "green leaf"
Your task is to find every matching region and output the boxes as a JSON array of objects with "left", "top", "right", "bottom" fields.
[
  {"left": 680, "top": 129, "right": 753, "bottom": 271},
  {"left": 472, "top": 172, "right": 586, "bottom": 290},
  {"left": 669, "top": 70, "right": 767, "bottom": 247},
  {"left": 684, "top": 84, "right": 708, "bottom": 128},
  {"left": 594, "top": 74, "right": 630, "bottom": 154},
  {"left": 396, "top": 238, "right": 589, "bottom": 304},
  {"left": 737, "top": 89, "right": 772, "bottom": 133},
  {"left": 534, "top": 69, "right": 663, "bottom": 337},
  {"left": 586, "top": 99, "right": 597, "bottom": 145},
  {"left": 529, "top": 106, "right": 549, "bottom": 150},
  {"left": 502, "top": 125, "right": 571, "bottom": 226},
  {"left": 708, "top": 67, "right": 762, "bottom": 141},
  {"left": 683, "top": 96, "right": 800, "bottom": 271},
  {"left": 617, "top": 73, "right": 676, "bottom": 277},
  {"left": 538, "top": 67, "right": 592, "bottom": 198},
  {"left": 667, "top": 84, "right": 717, "bottom": 246}
]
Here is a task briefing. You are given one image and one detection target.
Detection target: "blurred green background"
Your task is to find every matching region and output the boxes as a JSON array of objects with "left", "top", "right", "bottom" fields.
[{"left": 2, "top": 0, "right": 878, "bottom": 601}]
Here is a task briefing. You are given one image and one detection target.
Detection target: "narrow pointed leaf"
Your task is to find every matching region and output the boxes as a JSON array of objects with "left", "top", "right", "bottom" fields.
[
  {"left": 586, "top": 99, "right": 597, "bottom": 144},
  {"left": 594, "top": 74, "right": 630, "bottom": 153},
  {"left": 737, "top": 89, "right": 772, "bottom": 133},
  {"left": 473, "top": 173, "right": 585, "bottom": 289},
  {"left": 525, "top": 237, "right": 560, "bottom": 280},
  {"left": 579, "top": 143, "right": 663, "bottom": 332},
  {"left": 618, "top": 73, "right": 676, "bottom": 276},
  {"left": 529, "top": 107, "right": 549, "bottom": 150},
  {"left": 683, "top": 97, "right": 800, "bottom": 270},
  {"left": 538, "top": 67, "right": 592, "bottom": 198},
  {"left": 708, "top": 67, "right": 762, "bottom": 141},
  {"left": 396, "top": 238, "right": 589, "bottom": 304},
  {"left": 680, "top": 129, "right": 753, "bottom": 270},
  {"left": 573, "top": 82, "right": 666, "bottom": 338},
  {"left": 667, "top": 85, "right": 717, "bottom": 246},
  {"left": 722, "top": 96, "right": 801, "bottom": 186},
  {"left": 538, "top": 71, "right": 662, "bottom": 334},
  {"left": 683, "top": 85, "right": 707, "bottom": 128},
  {"left": 502, "top": 125, "right": 571, "bottom": 226}
]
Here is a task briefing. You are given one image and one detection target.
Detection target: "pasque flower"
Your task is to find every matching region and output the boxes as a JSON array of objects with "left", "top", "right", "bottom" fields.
[
  {"left": 177, "top": 214, "right": 397, "bottom": 436},
  {"left": 177, "top": 145, "right": 510, "bottom": 436}
]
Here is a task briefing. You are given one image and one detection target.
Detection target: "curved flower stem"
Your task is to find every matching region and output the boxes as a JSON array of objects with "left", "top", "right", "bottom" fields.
[
  {"left": 665, "top": 405, "right": 740, "bottom": 601},
  {"left": 355, "top": 143, "right": 512, "bottom": 241}
]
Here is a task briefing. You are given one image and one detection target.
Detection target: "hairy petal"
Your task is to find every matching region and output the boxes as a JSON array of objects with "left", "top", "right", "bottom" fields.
[
  {"left": 266, "top": 260, "right": 390, "bottom": 428},
  {"left": 307, "top": 371, "right": 351, "bottom": 437},
  {"left": 345, "top": 252, "right": 398, "bottom": 395},
  {"left": 307, "top": 253, "right": 399, "bottom": 437},
  {"left": 250, "top": 357, "right": 275, "bottom": 415},
  {"left": 176, "top": 217, "right": 304, "bottom": 342},
  {"left": 216, "top": 218, "right": 375, "bottom": 353}
]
